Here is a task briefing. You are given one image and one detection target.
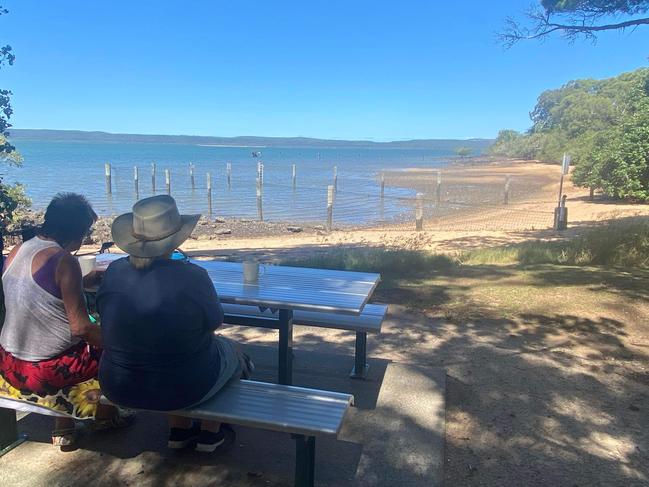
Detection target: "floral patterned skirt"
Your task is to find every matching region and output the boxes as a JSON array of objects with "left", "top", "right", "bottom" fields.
[{"left": 0, "top": 342, "right": 102, "bottom": 419}]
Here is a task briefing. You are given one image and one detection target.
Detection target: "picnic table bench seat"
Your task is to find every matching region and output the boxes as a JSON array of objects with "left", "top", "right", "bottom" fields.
[
  {"left": 221, "top": 303, "right": 388, "bottom": 379},
  {"left": 101, "top": 379, "right": 354, "bottom": 487}
]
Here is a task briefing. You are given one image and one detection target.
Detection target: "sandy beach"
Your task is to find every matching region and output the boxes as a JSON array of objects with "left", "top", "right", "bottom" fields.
[
  {"left": 8, "top": 159, "right": 646, "bottom": 261},
  {"left": 69, "top": 159, "right": 648, "bottom": 260}
]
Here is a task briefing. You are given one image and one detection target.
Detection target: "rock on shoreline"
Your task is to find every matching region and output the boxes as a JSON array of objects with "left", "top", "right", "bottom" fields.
[{"left": 5, "top": 211, "right": 323, "bottom": 246}]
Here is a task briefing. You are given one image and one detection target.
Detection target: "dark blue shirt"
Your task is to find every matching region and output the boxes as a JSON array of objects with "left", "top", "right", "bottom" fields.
[{"left": 97, "top": 258, "right": 224, "bottom": 410}]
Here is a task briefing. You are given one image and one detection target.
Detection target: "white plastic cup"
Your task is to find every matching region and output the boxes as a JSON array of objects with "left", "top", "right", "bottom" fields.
[
  {"left": 78, "top": 255, "right": 97, "bottom": 277},
  {"left": 243, "top": 260, "right": 264, "bottom": 284}
]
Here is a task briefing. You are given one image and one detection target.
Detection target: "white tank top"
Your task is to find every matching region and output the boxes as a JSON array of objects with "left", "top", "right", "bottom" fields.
[{"left": 1, "top": 237, "right": 80, "bottom": 361}]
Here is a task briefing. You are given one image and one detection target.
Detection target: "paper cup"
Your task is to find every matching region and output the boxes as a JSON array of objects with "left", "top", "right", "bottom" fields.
[
  {"left": 243, "top": 260, "right": 259, "bottom": 284},
  {"left": 78, "top": 255, "right": 97, "bottom": 277}
]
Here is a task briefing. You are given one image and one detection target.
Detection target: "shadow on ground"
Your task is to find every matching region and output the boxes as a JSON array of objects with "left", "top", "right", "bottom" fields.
[
  {"left": 4, "top": 236, "right": 649, "bottom": 486},
  {"left": 8, "top": 346, "right": 445, "bottom": 487},
  {"left": 200, "top": 254, "right": 649, "bottom": 486}
]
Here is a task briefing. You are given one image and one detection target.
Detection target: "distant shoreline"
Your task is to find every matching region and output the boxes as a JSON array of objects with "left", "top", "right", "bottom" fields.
[
  {"left": 197, "top": 144, "right": 266, "bottom": 148},
  {"left": 9, "top": 128, "right": 493, "bottom": 151}
]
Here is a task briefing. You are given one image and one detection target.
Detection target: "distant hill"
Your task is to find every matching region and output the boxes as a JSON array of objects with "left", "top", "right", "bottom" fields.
[{"left": 9, "top": 129, "right": 493, "bottom": 152}]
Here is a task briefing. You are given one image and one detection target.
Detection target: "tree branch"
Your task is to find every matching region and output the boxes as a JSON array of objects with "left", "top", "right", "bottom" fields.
[
  {"left": 501, "top": 14, "right": 649, "bottom": 46},
  {"left": 500, "top": 1, "right": 649, "bottom": 46}
]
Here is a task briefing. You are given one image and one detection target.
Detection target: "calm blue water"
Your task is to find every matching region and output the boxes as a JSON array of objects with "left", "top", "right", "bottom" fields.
[{"left": 2, "top": 140, "right": 453, "bottom": 225}]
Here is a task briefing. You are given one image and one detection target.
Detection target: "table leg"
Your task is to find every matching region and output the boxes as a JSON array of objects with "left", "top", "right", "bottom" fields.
[
  {"left": 278, "top": 309, "right": 294, "bottom": 385},
  {"left": 0, "top": 408, "right": 26, "bottom": 457},
  {"left": 293, "top": 434, "right": 316, "bottom": 487},
  {"left": 350, "top": 331, "right": 370, "bottom": 380}
]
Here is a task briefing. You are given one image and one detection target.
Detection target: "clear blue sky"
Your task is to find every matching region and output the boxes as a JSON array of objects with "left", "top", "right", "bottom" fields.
[{"left": 1, "top": 1, "right": 647, "bottom": 141}]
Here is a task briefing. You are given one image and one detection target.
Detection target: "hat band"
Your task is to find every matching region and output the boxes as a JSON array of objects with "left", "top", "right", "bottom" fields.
[{"left": 131, "top": 221, "right": 183, "bottom": 242}]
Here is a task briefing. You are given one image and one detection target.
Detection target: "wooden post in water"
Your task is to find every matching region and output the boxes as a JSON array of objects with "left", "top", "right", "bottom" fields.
[
  {"left": 104, "top": 163, "right": 112, "bottom": 194},
  {"left": 256, "top": 161, "right": 264, "bottom": 192},
  {"left": 292, "top": 164, "right": 297, "bottom": 190},
  {"left": 436, "top": 171, "right": 442, "bottom": 205},
  {"left": 134, "top": 166, "right": 139, "bottom": 199},
  {"left": 256, "top": 178, "right": 263, "bottom": 221},
  {"left": 189, "top": 163, "right": 195, "bottom": 191},
  {"left": 165, "top": 169, "right": 171, "bottom": 195},
  {"left": 333, "top": 166, "right": 338, "bottom": 193},
  {"left": 380, "top": 171, "right": 385, "bottom": 199},
  {"left": 415, "top": 193, "right": 424, "bottom": 231},
  {"left": 151, "top": 162, "right": 157, "bottom": 193},
  {"left": 326, "top": 185, "right": 334, "bottom": 231},
  {"left": 206, "top": 172, "right": 212, "bottom": 217},
  {"left": 226, "top": 162, "right": 232, "bottom": 190},
  {"left": 504, "top": 175, "right": 511, "bottom": 205}
]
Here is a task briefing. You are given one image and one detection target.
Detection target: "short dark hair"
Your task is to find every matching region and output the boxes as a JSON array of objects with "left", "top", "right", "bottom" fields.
[{"left": 41, "top": 193, "right": 97, "bottom": 246}]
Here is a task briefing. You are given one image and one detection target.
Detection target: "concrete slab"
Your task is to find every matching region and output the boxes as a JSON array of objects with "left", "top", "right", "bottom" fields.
[
  {"left": 0, "top": 345, "right": 445, "bottom": 487},
  {"left": 348, "top": 364, "right": 446, "bottom": 487}
]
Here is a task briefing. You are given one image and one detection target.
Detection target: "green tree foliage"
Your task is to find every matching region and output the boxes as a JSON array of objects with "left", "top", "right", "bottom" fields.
[
  {"left": 501, "top": 0, "right": 649, "bottom": 46},
  {"left": 573, "top": 95, "right": 649, "bottom": 200},
  {"left": 454, "top": 147, "right": 473, "bottom": 158},
  {"left": 0, "top": 5, "right": 14, "bottom": 155},
  {"left": 0, "top": 5, "right": 28, "bottom": 227},
  {"left": 490, "top": 68, "right": 649, "bottom": 201}
]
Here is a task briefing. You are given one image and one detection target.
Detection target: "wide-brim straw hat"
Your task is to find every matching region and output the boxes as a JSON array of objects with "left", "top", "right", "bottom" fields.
[{"left": 112, "top": 195, "right": 200, "bottom": 258}]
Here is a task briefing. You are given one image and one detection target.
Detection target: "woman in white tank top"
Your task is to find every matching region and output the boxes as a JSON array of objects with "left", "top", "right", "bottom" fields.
[{"left": 0, "top": 193, "right": 134, "bottom": 446}]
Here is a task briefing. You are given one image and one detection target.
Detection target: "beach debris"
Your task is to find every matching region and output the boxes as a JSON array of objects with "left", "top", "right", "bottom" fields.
[
  {"left": 214, "top": 217, "right": 226, "bottom": 223},
  {"left": 215, "top": 228, "right": 232, "bottom": 235},
  {"left": 287, "top": 226, "right": 303, "bottom": 233}
]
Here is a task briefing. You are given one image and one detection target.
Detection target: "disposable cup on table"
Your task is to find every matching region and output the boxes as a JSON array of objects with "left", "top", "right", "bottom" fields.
[
  {"left": 243, "top": 260, "right": 265, "bottom": 284},
  {"left": 77, "top": 255, "right": 96, "bottom": 276}
]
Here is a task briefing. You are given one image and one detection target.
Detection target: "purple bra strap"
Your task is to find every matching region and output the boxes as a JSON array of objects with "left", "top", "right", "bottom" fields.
[{"left": 32, "top": 249, "right": 67, "bottom": 299}]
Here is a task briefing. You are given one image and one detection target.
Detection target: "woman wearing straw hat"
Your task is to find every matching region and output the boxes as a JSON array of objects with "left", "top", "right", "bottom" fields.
[{"left": 96, "top": 195, "right": 251, "bottom": 452}]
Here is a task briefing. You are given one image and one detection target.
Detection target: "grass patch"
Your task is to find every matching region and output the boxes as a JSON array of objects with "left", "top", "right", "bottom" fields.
[
  {"left": 283, "top": 247, "right": 456, "bottom": 284},
  {"left": 462, "top": 218, "right": 649, "bottom": 268}
]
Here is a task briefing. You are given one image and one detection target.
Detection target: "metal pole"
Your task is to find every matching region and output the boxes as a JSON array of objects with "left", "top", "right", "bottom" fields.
[
  {"left": 165, "top": 169, "right": 171, "bottom": 195},
  {"left": 190, "top": 163, "right": 195, "bottom": 190},
  {"left": 207, "top": 172, "right": 212, "bottom": 217},
  {"left": 292, "top": 163, "right": 297, "bottom": 190},
  {"left": 227, "top": 162, "right": 232, "bottom": 190},
  {"left": 256, "top": 178, "right": 263, "bottom": 221},
  {"left": 104, "top": 163, "right": 112, "bottom": 194},
  {"left": 415, "top": 193, "right": 424, "bottom": 231},
  {"left": 151, "top": 162, "right": 156, "bottom": 193},
  {"left": 558, "top": 153, "right": 571, "bottom": 207},
  {"left": 278, "top": 309, "right": 294, "bottom": 385},
  {"left": 134, "top": 166, "right": 139, "bottom": 198},
  {"left": 326, "top": 185, "right": 334, "bottom": 231},
  {"left": 333, "top": 166, "right": 338, "bottom": 193}
]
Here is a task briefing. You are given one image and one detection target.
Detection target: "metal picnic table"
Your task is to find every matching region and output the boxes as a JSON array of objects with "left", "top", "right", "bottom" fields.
[{"left": 96, "top": 255, "right": 381, "bottom": 385}]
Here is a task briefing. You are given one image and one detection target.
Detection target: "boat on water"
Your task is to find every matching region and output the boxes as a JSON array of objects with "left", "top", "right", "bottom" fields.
[{"left": 251, "top": 151, "right": 262, "bottom": 158}]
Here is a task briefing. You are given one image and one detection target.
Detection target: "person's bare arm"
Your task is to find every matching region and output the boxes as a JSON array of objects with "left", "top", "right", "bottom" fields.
[
  {"left": 57, "top": 253, "right": 102, "bottom": 347},
  {"left": 3, "top": 243, "right": 21, "bottom": 272}
]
